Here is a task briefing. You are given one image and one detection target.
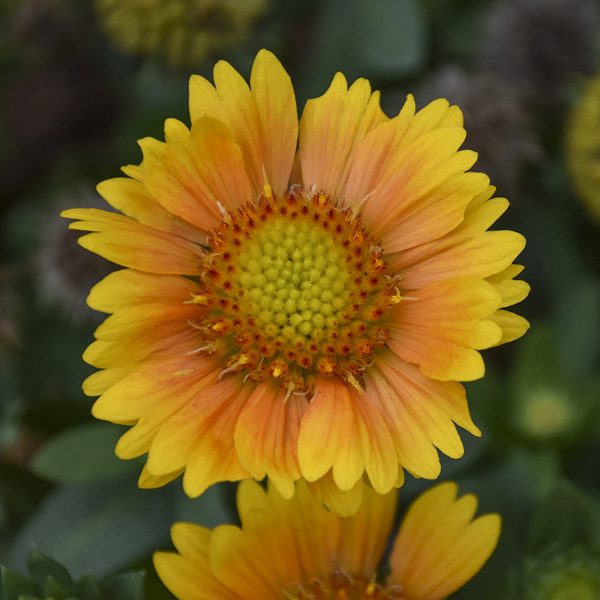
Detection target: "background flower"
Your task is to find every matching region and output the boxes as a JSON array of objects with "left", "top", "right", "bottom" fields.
[{"left": 95, "top": 0, "right": 268, "bottom": 67}]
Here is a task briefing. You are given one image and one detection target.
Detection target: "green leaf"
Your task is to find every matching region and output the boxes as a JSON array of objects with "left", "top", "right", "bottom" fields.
[
  {"left": 7, "top": 480, "right": 172, "bottom": 578},
  {"left": 40, "top": 577, "right": 67, "bottom": 600},
  {"left": 173, "top": 483, "right": 233, "bottom": 528},
  {"left": 30, "top": 423, "right": 134, "bottom": 483},
  {"left": 512, "top": 327, "right": 564, "bottom": 395},
  {"left": 353, "top": 0, "right": 427, "bottom": 77},
  {"left": 299, "top": 0, "right": 427, "bottom": 98},
  {"left": 555, "top": 278, "right": 600, "bottom": 377},
  {"left": 99, "top": 572, "right": 145, "bottom": 600},
  {"left": 72, "top": 575, "right": 103, "bottom": 600},
  {"left": 27, "top": 548, "right": 72, "bottom": 590},
  {"left": 528, "top": 481, "right": 597, "bottom": 554},
  {"left": 0, "top": 565, "right": 40, "bottom": 600}
]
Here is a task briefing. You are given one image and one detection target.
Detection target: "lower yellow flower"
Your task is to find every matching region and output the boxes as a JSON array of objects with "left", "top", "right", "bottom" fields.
[{"left": 155, "top": 480, "right": 500, "bottom": 600}]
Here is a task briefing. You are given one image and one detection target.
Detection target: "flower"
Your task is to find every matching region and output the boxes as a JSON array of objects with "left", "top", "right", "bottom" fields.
[
  {"left": 36, "top": 186, "right": 113, "bottom": 323},
  {"left": 154, "top": 480, "right": 501, "bottom": 600},
  {"left": 63, "top": 50, "right": 529, "bottom": 514},
  {"left": 94, "top": 0, "right": 268, "bottom": 67},
  {"left": 566, "top": 72, "right": 600, "bottom": 225},
  {"left": 415, "top": 66, "right": 541, "bottom": 197}
]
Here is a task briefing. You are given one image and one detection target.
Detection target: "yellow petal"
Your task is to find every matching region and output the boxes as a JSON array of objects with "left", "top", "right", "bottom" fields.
[
  {"left": 87, "top": 269, "right": 197, "bottom": 314},
  {"left": 250, "top": 49, "right": 298, "bottom": 194},
  {"left": 300, "top": 73, "right": 386, "bottom": 199},
  {"left": 388, "top": 482, "right": 500, "bottom": 599},
  {"left": 388, "top": 278, "right": 503, "bottom": 381},
  {"left": 297, "top": 377, "right": 364, "bottom": 490},
  {"left": 234, "top": 382, "right": 305, "bottom": 499}
]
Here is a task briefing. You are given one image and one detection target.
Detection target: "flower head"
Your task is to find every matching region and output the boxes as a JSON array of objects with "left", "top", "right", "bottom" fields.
[
  {"left": 566, "top": 72, "right": 600, "bottom": 225},
  {"left": 95, "top": 0, "right": 268, "bottom": 66},
  {"left": 36, "top": 186, "right": 113, "bottom": 323},
  {"left": 416, "top": 66, "right": 541, "bottom": 197},
  {"left": 155, "top": 480, "right": 501, "bottom": 600},
  {"left": 63, "top": 50, "right": 529, "bottom": 513}
]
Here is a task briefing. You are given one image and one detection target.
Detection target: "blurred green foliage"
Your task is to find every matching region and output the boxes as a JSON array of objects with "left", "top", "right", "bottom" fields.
[{"left": 1, "top": 0, "right": 599, "bottom": 597}]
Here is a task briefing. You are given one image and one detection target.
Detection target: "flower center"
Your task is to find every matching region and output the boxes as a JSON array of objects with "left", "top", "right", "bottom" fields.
[
  {"left": 284, "top": 572, "right": 406, "bottom": 599},
  {"left": 191, "top": 187, "right": 400, "bottom": 393}
]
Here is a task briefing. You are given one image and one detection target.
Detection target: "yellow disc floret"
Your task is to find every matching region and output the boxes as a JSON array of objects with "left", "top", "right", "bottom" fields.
[{"left": 190, "top": 189, "right": 400, "bottom": 393}]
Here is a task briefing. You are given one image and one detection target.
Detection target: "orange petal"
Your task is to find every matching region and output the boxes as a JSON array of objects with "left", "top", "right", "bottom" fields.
[
  {"left": 83, "top": 326, "right": 197, "bottom": 369},
  {"left": 298, "top": 378, "right": 399, "bottom": 494},
  {"left": 87, "top": 269, "right": 198, "bottom": 314},
  {"left": 138, "top": 463, "right": 183, "bottom": 489},
  {"left": 92, "top": 356, "right": 218, "bottom": 425},
  {"left": 300, "top": 73, "right": 386, "bottom": 199},
  {"left": 96, "top": 177, "right": 205, "bottom": 243},
  {"left": 489, "top": 310, "right": 530, "bottom": 346},
  {"left": 62, "top": 209, "right": 204, "bottom": 274},
  {"left": 307, "top": 472, "right": 365, "bottom": 517},
  {"left": 367, "top": 352, "right": 480, "bottom": 473},
  {"left": 388, "top": 482, "right": 500, "bottom": 600},
  {"left": 139, "top": 117, "right": 252, "bottom": 231},
  {"left": 388, "top": 278, "right": 503, "bottom": 381},
  {"left": 181, "top": 377, "right": 254, "bottom": 498},
  {"left": 297, "top": 378, "right": 364, "bottom": 491},
  {"left": 390, "top": 198, "right": 526, "bottom": 288},
  {"left": 336, "top": 484, "right": 397, "bottom": 577},
  {"left": 236, "top": 480, "right": 341, "bottom": 581},
  {"left": 210, "top": 524, "right": 298, "bottom": 598},
  {"left": 154, "top": 524, "right": 238, "bottom": 600},
  {"left": 234, "top": 382, "right": 307, "bottom": 498},
  {"left": 343, "top": 95, "right": 416, "bottom": 210},
  {"left": 93, "top": 304, "right": 199, "bottom": 341},
  {"left": 205, "top": 50, "right": 297, "bottom": 195},
  {"left": 249, "top": 49, "right": 298, "bottom": 194}
]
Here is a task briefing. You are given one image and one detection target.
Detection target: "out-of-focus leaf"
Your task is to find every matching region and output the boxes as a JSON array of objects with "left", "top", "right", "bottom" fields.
[
  {"left": 0, "top": 565, "right": 41, "bottom": 600},
  {"left": 300, "top": 0, "right": 427, "bottom": 98},
  {"left": 27, "top": 548, "right": 72, "bottom": 589},
  {"left": 73, "top": 575, "right": 103, "bottom": 600},
  {"left": 22, "top": 402, "right": 91, "bottom": 436},
  {"left": 127, "top": 557, "right": 174, "bottom": 600},
  {"left": 7, "top": 480, "right": 172, "bottom": 578},
  {"left": 173, "top": 482, "right": 234, "bottom": 528},
  {"left": 528, "top": 481, "right": 596, "bottom": 554},
  {"left": 0, "top": 464, "right": 52, "bottom": 530},
  {"left": 99, "top": 571, "right": 145, "bottom": 600},
  {"left": 512, "top": 327, "right": 563, "bottom": 394},
  {"left": 30, "top": 423, "right": 133, "bottom": 483},
  {"left": 555, "top": 278, "right": 600, "bottom": 377},
  {"left": 354, "top": 0, "right": 426, "bottom": 77}
]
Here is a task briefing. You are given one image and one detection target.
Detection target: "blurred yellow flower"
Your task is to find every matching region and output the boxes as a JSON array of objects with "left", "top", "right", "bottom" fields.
[
  {"left": 516, "top": 387, "right": 577, "bottom": 442},
  {"left": 525, "top": 549, "right": 600, "bottom": 600},
  {"left": 155, "top": 480, "right": 501, "bottom": 600},
  {"left": 567, "top": 73, "right": 600, "bottom": 224},
  {"left": 63, "top": 50, "right": 529, "bottom": 514},
  {"left": 95, "top": 0, "right": 267, "bottom": 66}
]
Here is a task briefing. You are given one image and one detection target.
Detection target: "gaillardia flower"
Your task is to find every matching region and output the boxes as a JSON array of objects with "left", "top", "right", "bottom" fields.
[
  {"left": 63, "top": 50, "right": 529, "bottom": 514},
  {"left": 95, "top": 0, "right": 267, "bottom": 67},
  {"left": 154, "top": 480, "right": 501, "bottom": 600},
  {"left": 566, "top": 72, "right": 600, "bottom": 224}
]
